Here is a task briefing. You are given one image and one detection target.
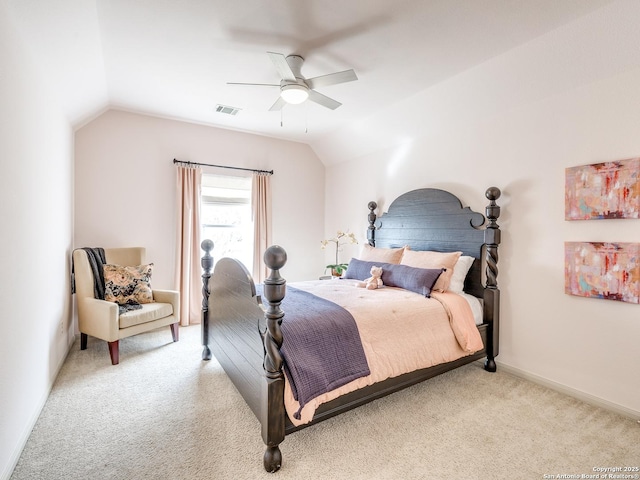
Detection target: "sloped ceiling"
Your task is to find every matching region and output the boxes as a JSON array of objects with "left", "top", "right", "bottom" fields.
[{"left": 4, "top": 0, "right": 615, "bottom": 164}]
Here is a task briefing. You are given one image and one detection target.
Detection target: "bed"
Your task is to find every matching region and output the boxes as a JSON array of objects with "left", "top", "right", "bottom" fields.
[{"left": 200, "top": 186, "right": 502, "bottom": 472}]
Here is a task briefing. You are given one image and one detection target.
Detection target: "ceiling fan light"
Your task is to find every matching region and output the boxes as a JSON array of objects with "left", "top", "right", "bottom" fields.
[{"left": 280, "top": 84, "right": 309, "bottom": 104}]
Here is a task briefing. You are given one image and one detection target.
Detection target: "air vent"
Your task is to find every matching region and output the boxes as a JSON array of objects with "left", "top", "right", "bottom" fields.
[{"left": 215, "top": 104, "right": 241, "bottom": 116}]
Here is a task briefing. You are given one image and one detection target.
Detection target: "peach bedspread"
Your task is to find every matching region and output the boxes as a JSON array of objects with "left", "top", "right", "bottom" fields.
[{"left": 283, "top": 279, "right": 484, "bottom": 426}]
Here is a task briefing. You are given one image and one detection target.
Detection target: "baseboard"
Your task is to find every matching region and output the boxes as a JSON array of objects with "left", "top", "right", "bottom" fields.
[
  {"left": 497, "top": 362, "right": 640, "bottom": 422},
  {"left": 1, "top": 333, "right": 75, "bottom": 480}
]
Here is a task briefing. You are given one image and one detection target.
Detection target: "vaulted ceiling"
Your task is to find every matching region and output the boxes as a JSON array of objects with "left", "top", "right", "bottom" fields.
[{"left": 5, "top": 0, "right": 615, "bottom": 162}]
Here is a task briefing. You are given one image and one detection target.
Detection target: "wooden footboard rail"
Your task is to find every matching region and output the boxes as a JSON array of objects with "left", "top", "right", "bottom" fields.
[
  {"left": 200, "top": 239, "right": 214, "bottom": 362},
  {"left": 260, "top": 246, "right": 288, "bottom": 473},
  {"left": 200, "top": 240, "right": 289, "bottom": 472}
]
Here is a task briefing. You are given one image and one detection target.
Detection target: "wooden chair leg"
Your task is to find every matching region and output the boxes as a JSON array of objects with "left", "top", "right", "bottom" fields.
[
  {"left": 80, "top": 333, "right": 88, "bottom": 350},
  {"left": 170, "top": 323, "right": 179, "bottom": 342},
  {"left": 108, "top": 340, "right": 119, "bottom": 365}
]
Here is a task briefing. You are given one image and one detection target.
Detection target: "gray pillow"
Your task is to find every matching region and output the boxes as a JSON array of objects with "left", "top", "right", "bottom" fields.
[
  {"left": 381, "top": 263, "right": 445, "bottom": 297},
  {"left": 344, "top": 258, "right": 444, "bottom": 297},
  {"left": 344, "top": 258, "right": 392, "bottom": 281}
]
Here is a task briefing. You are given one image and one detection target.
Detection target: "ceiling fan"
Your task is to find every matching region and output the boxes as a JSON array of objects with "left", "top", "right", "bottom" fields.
[{"left": 228, "top": 52, "right": 358, "bottom": 111}]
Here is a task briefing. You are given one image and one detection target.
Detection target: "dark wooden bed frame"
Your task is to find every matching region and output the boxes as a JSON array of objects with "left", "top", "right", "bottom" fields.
[{"left": 200, "top": 187, "right": 502, "bottom": 473}]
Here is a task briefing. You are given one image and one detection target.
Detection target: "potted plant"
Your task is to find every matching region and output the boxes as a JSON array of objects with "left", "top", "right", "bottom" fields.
[{"left": 321, "top": 230, "right": 358, "bottom": 277}]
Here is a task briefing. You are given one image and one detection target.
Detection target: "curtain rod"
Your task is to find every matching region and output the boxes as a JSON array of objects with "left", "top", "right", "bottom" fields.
[{"left": 173, "top": 158, "right": 273, "bottom": 175}]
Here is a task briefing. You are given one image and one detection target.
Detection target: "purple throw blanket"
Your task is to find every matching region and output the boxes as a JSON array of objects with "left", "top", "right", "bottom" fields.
[{"left": 275, "top": 286, "right": 370, "bottom": 419}]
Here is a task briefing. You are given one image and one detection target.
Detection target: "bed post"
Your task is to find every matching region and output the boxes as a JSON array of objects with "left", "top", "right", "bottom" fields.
[
  {"left": 367, "top": 201, "right": 377, "bottom": 246},
  {"left": 483, "top": 187, "right": 501, "bottom": 372},
  {"left": 261, "top": 245, "right": 288, "bottom": 473},
  {"left": 200, "top": 239, "right": 214, "bottom": 361}
]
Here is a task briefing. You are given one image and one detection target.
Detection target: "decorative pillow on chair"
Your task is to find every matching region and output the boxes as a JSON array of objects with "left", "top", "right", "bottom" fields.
[
  {"left": 400, "top": 250, "right": 462, "bottom": 292},
  {"left": 357, "top": 244, "right": 405, "bottom": 264},
  {"left": 103, "top": 263, "right": 154, "bottom": 305}
]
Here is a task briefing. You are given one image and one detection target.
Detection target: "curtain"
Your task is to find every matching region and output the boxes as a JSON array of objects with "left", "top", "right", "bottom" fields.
[
  {"left": 252, "top": 172, "right": 272, "bottom": 283},
  {"left": 175, "top": 165, "right": 202, "bottom": 325}
]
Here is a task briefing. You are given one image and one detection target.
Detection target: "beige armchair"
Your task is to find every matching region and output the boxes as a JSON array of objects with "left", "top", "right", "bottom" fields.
[{"left": 72, "top": 247, "right": 180, "bottom": 365}]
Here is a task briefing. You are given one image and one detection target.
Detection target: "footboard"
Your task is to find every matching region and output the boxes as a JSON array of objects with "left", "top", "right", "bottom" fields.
[{"left": 200, "top": 241, "right": 288, "bottom": 473}]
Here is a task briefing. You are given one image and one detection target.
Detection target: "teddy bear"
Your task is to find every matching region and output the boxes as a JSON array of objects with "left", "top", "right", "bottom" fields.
[{"left": 361, "top": 265, "right": 384, "bottom": 290}]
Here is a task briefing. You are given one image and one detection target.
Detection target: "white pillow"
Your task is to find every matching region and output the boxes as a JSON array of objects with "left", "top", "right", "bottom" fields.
[{"left": 448, "top": 255, "right": 475, "bottom": 293}]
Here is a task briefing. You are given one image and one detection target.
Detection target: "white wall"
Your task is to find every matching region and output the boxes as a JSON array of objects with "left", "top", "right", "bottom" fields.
[
  {"left": 321, "top": 0, "right": 640, "bottom": 417},
  {"left": 0, "top": 3, "right": 74, "bottom": 479},
  {"left": 74, "top": 110, "right": 325, "bottom": 286}
]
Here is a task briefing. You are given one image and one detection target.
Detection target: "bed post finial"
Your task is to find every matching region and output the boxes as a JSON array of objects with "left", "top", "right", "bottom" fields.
[
  {"left": 367, "top": 201, "right": 377, "bottom": 246},
  {"left": 484, "top": 187, "right": 501, "bottom": 372},
  {"left": 262, "top": 245, "right": 287, "bottom": 473},
  {"left": 200, "top": 239, "right": 214, "bottom": 361}
]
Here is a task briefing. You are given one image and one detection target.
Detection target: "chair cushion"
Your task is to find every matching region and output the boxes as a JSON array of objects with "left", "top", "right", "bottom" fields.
[{"left": 119, "top": 302, "right": 173, "bottom": 329}]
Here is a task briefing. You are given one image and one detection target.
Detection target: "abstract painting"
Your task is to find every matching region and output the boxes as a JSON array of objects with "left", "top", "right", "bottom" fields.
[
  {"left": 565, "top": 242, "right": 640, "bottom": 303},
  {"left": 565, "top": 157, "right": 640, "bottom": 220}
]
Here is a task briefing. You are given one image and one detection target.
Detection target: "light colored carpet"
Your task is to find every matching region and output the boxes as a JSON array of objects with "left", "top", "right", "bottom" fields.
[{"left": 10, "top": 325, "right": 640, "bottom": 480}]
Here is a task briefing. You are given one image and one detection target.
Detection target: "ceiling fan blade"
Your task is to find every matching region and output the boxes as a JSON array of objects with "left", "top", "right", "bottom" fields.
[
  {"left": 267, "top": 52, "right": 296, "bottom": 81},
  {"left": 268, "top": 96, "right": 287, "bottom": 112},
  {"left": 306, "top": 69, "right": 358, "bottom": 90},
  {"left": 308, "top": 90, "right": 342, "bottom": 110},
  {"left": 227, "top": 82, "right": 280, "bottom": 87}
]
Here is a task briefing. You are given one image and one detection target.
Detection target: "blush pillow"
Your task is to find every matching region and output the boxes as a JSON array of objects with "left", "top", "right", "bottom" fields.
[
  {"left": 103, "top": 263, "right": 154, "bottom": 305},
  {"left": 381, "top": 264, "right": 444, "bottom": 297},
  {"left": 400, "top": 250, "right": 462, "bottom": 292},
  {"left": 357, "top": 244, "right": 405, "bottom": 264},
  {"left": 448, "top": 255, "right": 475, "bottom": 294}
]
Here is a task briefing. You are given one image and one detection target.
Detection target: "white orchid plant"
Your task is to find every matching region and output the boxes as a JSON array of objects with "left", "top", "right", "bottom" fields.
[{"left": 321, "top": 230, "right": 358, "bottom": 276}]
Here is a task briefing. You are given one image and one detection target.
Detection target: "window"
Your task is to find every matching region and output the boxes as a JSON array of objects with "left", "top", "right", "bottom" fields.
[{"left": 201, "top": 174, "right": 253, "bottom": 271}]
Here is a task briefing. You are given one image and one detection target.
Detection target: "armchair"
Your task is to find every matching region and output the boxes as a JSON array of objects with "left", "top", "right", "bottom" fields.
[{"left": 72, "top": 247, "right": 180, "bottom": 365}]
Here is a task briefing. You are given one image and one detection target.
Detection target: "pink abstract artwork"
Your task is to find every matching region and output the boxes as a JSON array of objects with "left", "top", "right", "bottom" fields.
[
  {"left": 565, "top": 158, "right": 640, "bottom": 220},
  {"left": 565, "top": 242, "right": 640, "bottom": 303}
]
